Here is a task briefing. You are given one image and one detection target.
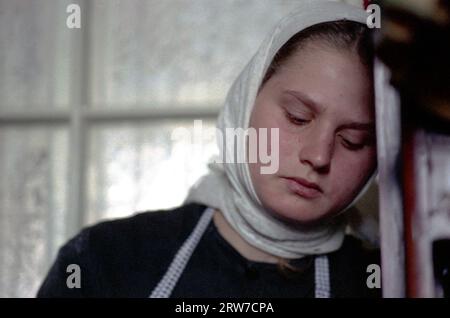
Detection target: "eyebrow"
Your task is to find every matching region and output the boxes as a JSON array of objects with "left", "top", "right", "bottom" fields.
[
  {"left": 284, "top": 89, "right": 375, "bottom": 132},
  {"left": 340, "top": 122, "right": 375, "bottom": 131},
  {"left": 285, "top": 89, "right": 322, "bottom": 113}
]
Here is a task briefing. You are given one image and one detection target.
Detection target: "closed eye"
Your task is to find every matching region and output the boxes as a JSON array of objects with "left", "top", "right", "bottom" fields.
[
  {"left": 285, "top": 111, "right": 310, "bottom": 125},
  {"left": 340, "top": 136, "right": 365, "bottom": 151}
]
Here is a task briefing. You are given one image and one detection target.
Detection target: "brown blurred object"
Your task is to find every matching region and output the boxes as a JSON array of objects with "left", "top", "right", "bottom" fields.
[
  {"left": 374, "top": 0, "right": 450, "bottom": 298},
  {"left": 376, "top": 0, "right": 450, "bottom": 128}
]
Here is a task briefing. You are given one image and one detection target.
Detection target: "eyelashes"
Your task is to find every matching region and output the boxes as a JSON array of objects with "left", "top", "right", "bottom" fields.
[
  {"left": 284, "top": 110, "right": 310, "bottom": 125},
  {"left": 340, "top": 138, "right": 365, "bottom": 150},
  {"left": 283, "top": 110, "right": 367, "bottom": 151}
]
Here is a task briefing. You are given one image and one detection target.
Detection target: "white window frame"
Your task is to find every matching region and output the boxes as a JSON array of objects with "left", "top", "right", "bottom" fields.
[{"left": 0, "top": 0, "right": 219, "bottom": 239}]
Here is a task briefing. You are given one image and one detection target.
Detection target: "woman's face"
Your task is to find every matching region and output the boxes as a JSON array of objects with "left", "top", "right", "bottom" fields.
[{"left": 249, "top": 41, "right": 377, "bottom": 225}]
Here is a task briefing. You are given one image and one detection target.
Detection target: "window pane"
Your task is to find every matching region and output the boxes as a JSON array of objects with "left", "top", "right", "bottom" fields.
[
  {"left": 0, "top": 125, "right": 69, "bottom": 298},
  {"left": 86, "top": 120, "right": 217, "bottom": 225},
  {"left": 0, "top": 0, "right": 77, "bottom": 110},
  {"left": 90, "top": 0, "right": 301, "bottom": 108}
]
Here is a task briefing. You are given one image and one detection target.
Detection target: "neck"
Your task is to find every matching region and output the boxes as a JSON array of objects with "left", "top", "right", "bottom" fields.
[{"left": 212, "top": 209, "right": 280, "bottom": 264}]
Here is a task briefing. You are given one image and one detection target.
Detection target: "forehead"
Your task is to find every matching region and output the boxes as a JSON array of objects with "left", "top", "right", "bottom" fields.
[{"left": 269, "top": 42, "right": 374, "bottom": 119}]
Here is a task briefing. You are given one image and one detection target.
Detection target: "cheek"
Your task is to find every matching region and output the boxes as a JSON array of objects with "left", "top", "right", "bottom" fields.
[
  {"left": 251, "top": 103, "right": 293, "bottom": 157},
  {"left": 330, "top": 148, "right": 376, "bottom": 195},
  {"left": 278, "top": 129, "right": 298, "bottom": 164}
]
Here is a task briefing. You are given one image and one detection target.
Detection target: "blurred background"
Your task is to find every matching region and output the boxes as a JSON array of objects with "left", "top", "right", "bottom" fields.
[
  {"left": 0, "top": 0, "right": 376, "bottom": 298},
  {"left": 0, "top": 0, "right": 303, "bottom": 298}
]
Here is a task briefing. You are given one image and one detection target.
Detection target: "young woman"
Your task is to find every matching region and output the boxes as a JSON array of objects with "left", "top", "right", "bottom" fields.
[{"left": 37, "top": 1, "right": 380, "bottom": 298}]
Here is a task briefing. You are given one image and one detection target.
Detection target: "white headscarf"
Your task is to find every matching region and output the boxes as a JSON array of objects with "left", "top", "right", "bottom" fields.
[{"left": 184, "top": 0, "right": 376, "bottom": 259}]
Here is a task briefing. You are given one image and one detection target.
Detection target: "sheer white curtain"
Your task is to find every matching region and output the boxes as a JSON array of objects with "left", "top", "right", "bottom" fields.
[
  {"left": 0, "top": 0, "right": 76, "bottom": 298},
  {"left": 0, "top": 0, "right": 302, "bottom": 298}
]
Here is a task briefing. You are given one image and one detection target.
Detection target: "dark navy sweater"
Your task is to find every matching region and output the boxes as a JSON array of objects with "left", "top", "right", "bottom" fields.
[{"left": 37, "top": 203, "right": 382, "bottom": 298}]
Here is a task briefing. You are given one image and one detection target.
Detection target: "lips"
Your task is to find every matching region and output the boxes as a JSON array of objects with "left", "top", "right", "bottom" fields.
[{"left": 284, "top": 177, "right": 323, "bottom": 199}]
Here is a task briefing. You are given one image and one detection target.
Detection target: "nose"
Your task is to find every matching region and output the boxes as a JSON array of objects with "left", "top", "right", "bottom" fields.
[{"left": 298, "top": 127, "right": 334, "bottom": 173}]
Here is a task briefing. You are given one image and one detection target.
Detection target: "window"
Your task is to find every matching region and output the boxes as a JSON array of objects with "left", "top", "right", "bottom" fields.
[{"left": 0, "top": 0, "right": 302, "bottom": 298}]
